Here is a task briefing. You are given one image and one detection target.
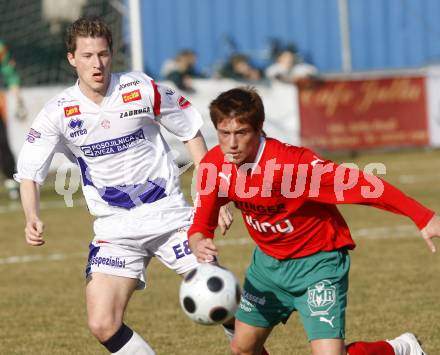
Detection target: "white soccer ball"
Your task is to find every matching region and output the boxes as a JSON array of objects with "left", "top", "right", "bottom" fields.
[{"left": 179, "top": 263, "right": 241, "bottom": 325}]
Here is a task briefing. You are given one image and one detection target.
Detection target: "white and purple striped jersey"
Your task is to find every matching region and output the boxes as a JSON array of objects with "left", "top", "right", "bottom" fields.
[{"left": 16, "top": 71, "right": 203, "bottom": 217}]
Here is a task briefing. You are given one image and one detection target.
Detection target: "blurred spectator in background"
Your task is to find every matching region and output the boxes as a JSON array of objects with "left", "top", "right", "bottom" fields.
[
  {"left": 265, "top": 48, "right": 319, "bottom": 87},
  {"left": 161, "top": 49, "right": 205, "bottom": 93},
  {"left": 218, "top": 54, "right": 262, "bottom": 82},
  {"left": 0, "top": 40, "right": 27, "bottom": 200}
]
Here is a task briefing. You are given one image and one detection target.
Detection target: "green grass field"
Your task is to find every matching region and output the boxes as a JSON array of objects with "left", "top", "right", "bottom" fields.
[{"left": 1, "top": 149, "right": 439, "bottom": 354}]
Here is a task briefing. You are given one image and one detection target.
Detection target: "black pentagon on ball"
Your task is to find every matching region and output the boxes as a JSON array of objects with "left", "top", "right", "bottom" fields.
[
  {"left": 207, "top": 276, "right": 224, "bottom": 292},
  {"left": 210, "top": 307, "right": 228, "bottom": 322},
  {"left": 183, "top": 296, "right": 196, "bottom": 313},
  {"left": 184, "top": 268, "right": 197, "bottom": 282}
]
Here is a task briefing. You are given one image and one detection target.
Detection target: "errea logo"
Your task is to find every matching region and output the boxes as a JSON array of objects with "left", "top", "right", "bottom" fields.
[
  {"left": 64, "top": 105, "right": 81, "bottom": 117},
  {"left": 68, "top": 118, "right": 87, "bottom": 138},
  {"left": 122, "top": 89, "right": 142, "bottom": 103},
  {"left": 68, "top": 118, "right": 84, "bottom": 130}
]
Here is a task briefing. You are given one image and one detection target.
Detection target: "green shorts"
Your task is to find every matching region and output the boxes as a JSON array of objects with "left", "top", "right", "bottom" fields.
[{"left": 236, "top": 247, "right": 350, "bottom": 341}]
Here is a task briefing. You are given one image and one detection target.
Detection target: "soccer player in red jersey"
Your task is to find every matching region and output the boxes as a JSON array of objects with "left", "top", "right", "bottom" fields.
[{"left": 188, "top": 87, "right": 439, "bottom": 355}]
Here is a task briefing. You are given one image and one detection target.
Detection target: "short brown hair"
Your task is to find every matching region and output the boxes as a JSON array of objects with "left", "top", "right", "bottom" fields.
[
  {"left": 209, "top": 87, "right": 265, "bottom": 132},
  {"left": 66, "top": 16, "right": 113, "bottom": 54}
]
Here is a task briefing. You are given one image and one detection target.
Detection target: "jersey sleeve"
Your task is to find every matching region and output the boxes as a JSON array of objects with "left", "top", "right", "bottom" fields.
[
  {"left": 297, "top": 148, "right": 435, "bottom": 230},
  {"left": 14, "top": 107, "right": 61, "bottom": 184},
  {"left": 152, "top": 82, "right": 203, "bottom": 141},
  {"left": 187, "top": 158, "right": 229, "bottom": 239}
]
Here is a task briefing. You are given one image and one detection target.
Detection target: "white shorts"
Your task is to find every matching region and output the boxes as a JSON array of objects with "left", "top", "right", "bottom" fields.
[{"left": 86, "top": 204, "right": 199, "bottom": 289}]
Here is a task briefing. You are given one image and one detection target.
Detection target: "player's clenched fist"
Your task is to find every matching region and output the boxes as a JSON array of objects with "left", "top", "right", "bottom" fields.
[
  {"left": 421, "top": 214, "right": 440, "bottom": 253},
  {"left": 25, "top": 218, "right": 45, "bottom": 246},
  {"left": 188, "top": 233, "right": 218, "bottom": 263}
]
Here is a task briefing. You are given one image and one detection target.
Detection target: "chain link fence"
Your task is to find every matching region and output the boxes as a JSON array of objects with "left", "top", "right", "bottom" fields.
[{"left": 0, "top": 0, "right": 128, "bottom": 87}]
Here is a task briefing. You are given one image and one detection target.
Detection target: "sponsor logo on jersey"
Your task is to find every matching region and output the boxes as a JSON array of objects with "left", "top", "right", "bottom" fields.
[
  {"left": 64, "top": 105, "right": 81, "bottom": 117},
  {"left": 68, "top": 118, "right": 87, "bottom": 138},
  {"left": 57, "top": 98, "right": 77, "bottom": 107},
  {"left": 122, "top": 89, "right": 142, "bottom": 103},
  {"left": 178, "top": 95, "right": 191, "bottom": 109},
  {"left": 119, "top": 79, "right": 140, "bottom": 90},
  {"left": 119, "top": 107, "right": 151, "bottom": 118},
  {"left": 80, "top": 128, "right": 145, "bottom": 157},
  {"left": 26, "top": 128, "right": 41, "bottom": 143},
  {"left": 245, "top": 215, "right": 293, "bottom": 234},
  {"left": 235, "top": 201, "right": 287, "bottom": 215}
]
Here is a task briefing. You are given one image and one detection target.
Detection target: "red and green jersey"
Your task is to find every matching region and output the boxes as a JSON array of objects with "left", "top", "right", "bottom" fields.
[{"left": 188, "top": 137, "right": 434, "bottom": 259}]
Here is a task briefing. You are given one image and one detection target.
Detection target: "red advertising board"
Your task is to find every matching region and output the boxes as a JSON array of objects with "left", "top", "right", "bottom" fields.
[{"left": 298, "top": 77, "right": 429, "bottom": 151}]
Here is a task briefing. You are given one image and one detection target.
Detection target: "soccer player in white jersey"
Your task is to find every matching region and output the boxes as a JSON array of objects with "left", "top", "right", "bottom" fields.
[{"left": 15, "top": 16, "right": 232, "bottom": 354}]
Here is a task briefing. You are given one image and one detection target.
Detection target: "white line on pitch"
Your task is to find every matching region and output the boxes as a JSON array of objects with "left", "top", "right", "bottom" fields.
[
  {"left": 0, "top": 199, "right": 87, "bottom": 214},
  {"left": 0, "top": 252, "right": 86, "bottom": 265},
  {"left": 0, "top": 224, "right": 420, "bottom": 265}
]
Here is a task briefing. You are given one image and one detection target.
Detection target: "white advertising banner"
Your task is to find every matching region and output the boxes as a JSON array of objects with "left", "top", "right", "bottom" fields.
[
  {"left": 161, "top": 79, "right": 300, "bottom": 163},
  {"left": 425, "top": 66, "right": 440, "bottom": 147},
  {"left": 6, "top": 79, "right": 300, "bottom": 167}
]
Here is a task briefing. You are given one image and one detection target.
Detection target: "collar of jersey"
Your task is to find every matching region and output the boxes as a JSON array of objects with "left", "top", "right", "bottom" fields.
[
  {"left": 236, "top": 136, "right": 266, "bottom": 176},
  {"left": 74, "top": 73, "right": 117, "bottom": 107}
]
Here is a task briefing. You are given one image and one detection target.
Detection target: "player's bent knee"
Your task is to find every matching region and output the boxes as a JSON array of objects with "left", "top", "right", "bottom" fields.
[
  {"left": 87, "top": 300, "right": 126, "bottom": 341},
  {"left": 230, "top": 339, "right": 254, "bottom": 355},
  {"left": 88, "top": 316, "right": 122, "bottom": 342},
  {"left": 230, "top": 343, "right": 242, "bottom": 355}
]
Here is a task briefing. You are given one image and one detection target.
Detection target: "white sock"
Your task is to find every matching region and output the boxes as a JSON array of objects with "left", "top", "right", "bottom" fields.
[
  {"left": 222, "top": 323, "right": 235, "bottom": 341},
  {"left": 386, "top": 332, "right": 422, "bottom": 355},
  {"left": 387, "top": 339, "right": 409, "bottom": 355},
  {"left": 101, "top": 323, "right": 155, "bottom": 355},
  {"left": 113, "top": 331, "right": 155, "bottom": 355}
]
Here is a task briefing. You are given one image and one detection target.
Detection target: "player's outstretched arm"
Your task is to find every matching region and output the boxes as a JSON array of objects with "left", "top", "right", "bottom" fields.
[
  {"left": 20, "top": 179, "right": 45, "bottom": 246},
  {"left": 421, "top": 214, "right": 440, "bottom": 253},
  {"left": 184, "top": 131, "right": 233, "bottom": 234},
  {"left": 183, "top": 130, "right": 208, "bottom": 168},
  {"left": 188, "top": 233, "right": 218, "bottom": 263}
]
